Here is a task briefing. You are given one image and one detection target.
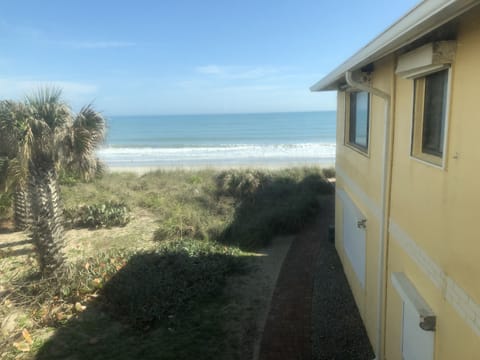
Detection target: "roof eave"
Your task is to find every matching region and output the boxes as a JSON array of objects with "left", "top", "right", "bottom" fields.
[{"left": 310, "top": 0, "right": 480, "bottom": 92}]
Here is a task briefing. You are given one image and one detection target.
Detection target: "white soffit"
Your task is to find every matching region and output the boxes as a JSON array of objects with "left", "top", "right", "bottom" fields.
[{"left": 310, "top": 0, "right": 480, "bottom": 92}]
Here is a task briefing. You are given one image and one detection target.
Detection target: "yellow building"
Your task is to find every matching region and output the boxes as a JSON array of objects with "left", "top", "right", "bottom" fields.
[{"left": 311, "top": 0, "right": 480, "bottom": 359}]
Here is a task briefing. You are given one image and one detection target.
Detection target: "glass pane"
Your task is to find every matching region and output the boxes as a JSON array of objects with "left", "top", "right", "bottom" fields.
[
  {"left": 349, "top": 93, "right": 357, "bottom": 144},
  {"left": 355, "top": 92, "right": 369, "bottom": 148},
  {"left": 422, "top": 70, "right": 448, "bottom": 156}
]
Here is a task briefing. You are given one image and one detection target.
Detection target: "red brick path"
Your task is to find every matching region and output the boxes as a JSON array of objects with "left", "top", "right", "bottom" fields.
[{"left": 258, "top": 198, "right": 334, "bottom": 360}]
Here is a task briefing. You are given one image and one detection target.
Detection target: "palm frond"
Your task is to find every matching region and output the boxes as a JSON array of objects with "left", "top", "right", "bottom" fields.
[
  {"left": 75, "top": 104, "right": 106, "bottom": 146},
  {"left": 0, "top": 156, "right": 9, "bottom": 191},
  {"left": 25, "top": 87, "right": 72, "bottom": 131},
  {"left": 60, "top": 104, "right": 107, "bottom": 180}
]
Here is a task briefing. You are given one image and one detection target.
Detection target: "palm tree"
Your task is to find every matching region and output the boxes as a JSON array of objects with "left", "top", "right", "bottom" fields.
[
  {"left": 0, "top": 101, "right": 31, "bottom": 230},
  {"left": 0, "top": 88, "right": 106, "bottom": 274}
]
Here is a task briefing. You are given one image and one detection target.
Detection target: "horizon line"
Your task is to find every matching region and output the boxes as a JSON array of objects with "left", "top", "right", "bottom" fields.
[{"left": 106, "top": 109, "right": 337, "bottom": 117}]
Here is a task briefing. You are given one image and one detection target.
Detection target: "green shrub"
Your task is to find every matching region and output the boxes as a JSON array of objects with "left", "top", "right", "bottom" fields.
[
  {"left": 58, "top": 170, "right": 79, "bottom": 186},
  {"left": 321, "top": 167, "right": 336, "bottom": 178},
  {"left": 153, "top": 210, "right": 231, "bottom": 244},
  {"left": 219, "top": 170, "right": 333, "bottom": 249},
  {"left": 101, "top": 239, "right": 246, "bottom": 328},
  {"left": 153, "top": 212, "right": 207, "bottom": 242},
  {"left": 0, "top": 192, "right": 12, "bottom": 218},
  {"left": 65, "top": 201, "right": 131, "bottom": 229},
  {"left": 215, "top": 169, "right": 270, "bottom": 199}
]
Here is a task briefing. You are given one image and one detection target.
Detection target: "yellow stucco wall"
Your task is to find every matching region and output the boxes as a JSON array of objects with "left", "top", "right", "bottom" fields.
[
  {"left": 335, "top": 56, "right": 394, "bottom": 350},
  {"left": 335, "top": 6, "right": 480, "bottom": 360},
  {"left": 385, "top": 7, "right": 480, "bottom": 360}
]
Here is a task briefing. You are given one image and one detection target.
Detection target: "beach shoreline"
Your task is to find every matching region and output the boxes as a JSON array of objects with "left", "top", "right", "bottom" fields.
[{"left": 106, "top": 161, "right": 335, "bottom": 175}]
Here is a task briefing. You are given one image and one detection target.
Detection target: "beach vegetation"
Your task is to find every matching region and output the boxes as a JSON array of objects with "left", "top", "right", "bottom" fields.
[
  {"left": 0, "top": 167, "right": 333, "bottom": 359},
  {"left": 0, "top": 192, "right": 12, "bottom": 219},
  {"left": 217, "top": 167, "right": 333, "bottom": 248},
  {"left": 0, "top": 88, "right": 106, "bottom": 274},
  {"left": 321, "top": 166, "right": 336, "bottom": 178},
  {"left": 64, "top": 201, "right": 131, "bottom": 229}
]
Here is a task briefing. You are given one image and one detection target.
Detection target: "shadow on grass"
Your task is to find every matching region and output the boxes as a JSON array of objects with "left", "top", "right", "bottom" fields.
[
  {"left": 0, "top": 238, "right": 34, "bottom": 257},
  {"left": 217, "top": 170, "right": 334, "bottom": 249},
  {"left": 0, "top": 239, "right": 32, "bottom": 248},
  {"left": 0, "top": 219, "right": 16, "bottom": 234},
  {"left": 35, "top": 246, "right": 249, "bottom": 360}
]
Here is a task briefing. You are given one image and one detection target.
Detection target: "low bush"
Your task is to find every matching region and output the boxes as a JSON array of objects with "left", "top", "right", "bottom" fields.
[
  {"left": 100, "top": 239, "right": 245, "bottom": 327},
  {"left": 215, "top": 169, "right": 270, "bottom": 199},
  {"left": 321, "top": 167, "right": 336, "bottom": 179},
  {"left": 65, "top": 201, "right": 131, "bottom": 229},
  {"left": 0, "top": 192, "right": 12, "bottom": 218},
  {"left": 58, "top": 170, "right": 79, "bottom": 186},
  {"left": 153, "top": 211, "right": 208, "bottom": 241},
  {"left": 219, "top": 169, "right": 333, "bottom": 249}
]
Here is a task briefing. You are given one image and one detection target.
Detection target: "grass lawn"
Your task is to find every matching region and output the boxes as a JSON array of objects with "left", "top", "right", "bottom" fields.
[{"left": 0, "top": 166, "right": 333, "bottom": 360}]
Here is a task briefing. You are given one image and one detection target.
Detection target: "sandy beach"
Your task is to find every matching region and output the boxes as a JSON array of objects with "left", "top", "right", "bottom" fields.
[{"left": 107, "top": 162, "right": 335, "bottom": 175}]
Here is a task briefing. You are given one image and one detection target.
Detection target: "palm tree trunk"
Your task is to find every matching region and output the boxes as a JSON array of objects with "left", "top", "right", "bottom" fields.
[
  {"left": 28, "top": 163, "right": 66, "bottom": 274},
  {"left": 13, "top": 183, "right": 30, "bottom": 231}
]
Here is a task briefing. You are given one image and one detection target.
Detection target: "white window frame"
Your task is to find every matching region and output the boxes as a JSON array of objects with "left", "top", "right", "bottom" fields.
[
  {"left": 395, "top": 41, "right": 456, "bottom": 170},
  {"left": 344, "top": 90, "right": 371, "bottom": 156},
  {"left": 409, "top": 67, "right": 452, "bottom": 169}
]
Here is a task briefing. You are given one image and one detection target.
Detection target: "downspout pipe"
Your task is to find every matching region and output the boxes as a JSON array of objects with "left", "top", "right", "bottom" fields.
[{"left": 345, "top": 70, "right": 391, "bottom": 360}]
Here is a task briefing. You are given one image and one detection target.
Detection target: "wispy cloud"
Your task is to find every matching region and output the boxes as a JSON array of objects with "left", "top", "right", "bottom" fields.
[
  {"left": 195, "top": 65, "right": 283, "bottom": 79},
  {"left": 69, "top": 41, "right": 136, "bottom": 49}
]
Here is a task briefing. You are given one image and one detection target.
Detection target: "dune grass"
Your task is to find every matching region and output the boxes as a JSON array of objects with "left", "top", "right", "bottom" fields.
[
  {"left": 1, "top": 166, "right": 334, "bottom": 359},
  {"left": 61, "top": 166, "right": 334, "bottom": 249}
]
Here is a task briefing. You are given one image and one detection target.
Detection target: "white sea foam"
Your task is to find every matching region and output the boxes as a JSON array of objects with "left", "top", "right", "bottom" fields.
[{"left": 97, "top": 143, "right": 336, "bottom": 166}]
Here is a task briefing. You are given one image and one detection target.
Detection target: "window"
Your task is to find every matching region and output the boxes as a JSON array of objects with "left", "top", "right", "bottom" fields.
[
  {"left": 346, "top": 91, "right": 370, "bottom": 152},
  {"left": 411, "top": 69, "right": 450, "bottom": 166}
]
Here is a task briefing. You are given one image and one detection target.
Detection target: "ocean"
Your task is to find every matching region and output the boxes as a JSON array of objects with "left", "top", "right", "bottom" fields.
[{"left": 97, "top": 111, "right": 336, "bottom": 168}]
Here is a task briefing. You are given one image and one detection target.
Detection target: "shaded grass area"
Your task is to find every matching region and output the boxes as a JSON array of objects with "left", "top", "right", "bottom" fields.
[
  {"left": 34, "top": 240, "right": 247, "bottom": 360},
  {"left": 0, "top": 167, "right": 334, "bottom": 359},
  {"left": 217, "top": 168, "right": 332, "bottom": 249}
]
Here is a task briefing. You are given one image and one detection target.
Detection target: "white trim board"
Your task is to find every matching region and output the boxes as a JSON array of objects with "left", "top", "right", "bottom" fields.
[
  {"left": 335, "top": 164, "right": 382, "bottom": 219},
  {"left": 389, "top": 219, "right": 480, "bottom": 337}
]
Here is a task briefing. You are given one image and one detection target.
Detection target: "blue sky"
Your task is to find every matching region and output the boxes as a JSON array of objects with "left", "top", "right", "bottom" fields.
[{"left": 1, "top": 0, "right": 419, "bottom": 115}]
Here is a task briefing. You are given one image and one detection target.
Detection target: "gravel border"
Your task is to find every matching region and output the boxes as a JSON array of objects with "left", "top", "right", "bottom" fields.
[{"left": 312, "top": 196, "right": 375, "bottom": 360}]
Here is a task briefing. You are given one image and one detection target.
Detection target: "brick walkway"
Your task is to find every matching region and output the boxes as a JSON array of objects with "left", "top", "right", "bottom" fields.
[{"left": 258, "top": 196, "right": 334, "bottom": 360}]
